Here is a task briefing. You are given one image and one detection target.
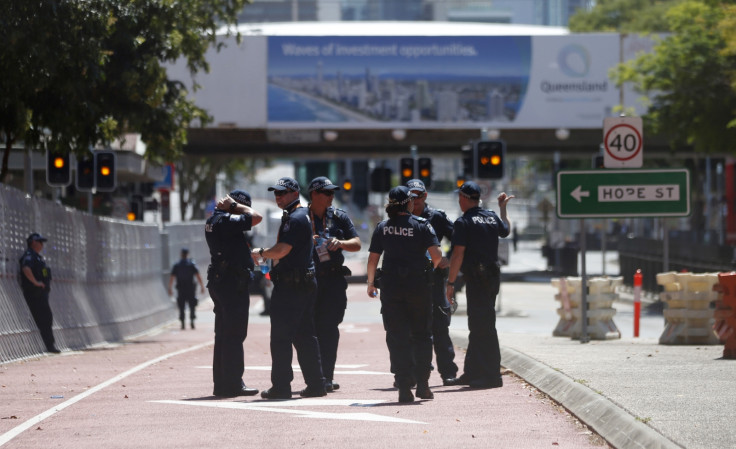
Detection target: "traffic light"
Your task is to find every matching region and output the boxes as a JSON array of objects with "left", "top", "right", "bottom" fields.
[
  {"left": 128, "top": 200, "right": 142, "bottom": 221},
  {"left": 342, "top": 179, "right": 353, "bottom": 192},
  {"left": 76, "top": 156, "right": 95, "bottom": 191},
  {"left": 399, "top": 157, "right": 414, "bottom": 186},
  {"left": 418, "top": 157, "right": 432, "bottom": 189},
  {"left": 46, "top": 151, "right": 71, "bottom": 187},
  {"left": 456, "top": 176, "right": 466, "bottom": 189},
  {"left": 95, "top": 151, "right": 116, "bottom": 192},
  {"left": 476, "top": 140, "right": 505, "bottom": 179},
  {"left": 370, "top": 167, "right": 392, "bottom": 192},
  {"left": 462, "top": 147, "right": 474, "bottom": 178}
]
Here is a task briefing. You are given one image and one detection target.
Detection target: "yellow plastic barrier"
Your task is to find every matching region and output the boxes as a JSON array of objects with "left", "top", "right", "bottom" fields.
[
  {"left": 656, "top": 271, "right": 720, "bottom": 345},
  {"left": 552, "top": 276, "right": 622, "bottom": 340}
]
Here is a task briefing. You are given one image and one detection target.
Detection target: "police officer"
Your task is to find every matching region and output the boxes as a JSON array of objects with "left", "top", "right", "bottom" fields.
[
  {"left": 366, "top": 186, "right": 444, "bottom": 403},
  {"left": 444, "top": 182, "right": 514, "bottom": 389},
  {"left": 205, "top": 189, "right": 262, "bottom": 397},
  {"left": 250, "top": 177, "right": 326, "bottom": 400},
  {"left": 307, "top": 176, "right": 362, "bottom": 393},
  {"left": 407, "top": 179, "right": 459, "bottom": 385},
  {"left": 168, "top": 248, "right": 205, "bottom": 330},
  {"left": 19, "top": 233, "right": 59, "bottom": 353}
]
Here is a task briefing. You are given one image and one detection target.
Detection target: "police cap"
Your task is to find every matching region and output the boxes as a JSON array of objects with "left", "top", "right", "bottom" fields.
[
  {"left": 268, "top": 177, "right": 300, "bottom": 192},
  {"left": 455, "top": 181, "right": 481, "bottom": 200},
  {"left": 229, "top": 189, "right": 252, "bottom": 207},
  {"left": 388, "top": 186, "right": 417, "bottom": 205}
]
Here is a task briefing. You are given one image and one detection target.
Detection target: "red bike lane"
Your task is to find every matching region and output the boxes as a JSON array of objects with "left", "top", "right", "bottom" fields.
[{"left": 1, "top": 286, "right": 609, "bottom": 449}]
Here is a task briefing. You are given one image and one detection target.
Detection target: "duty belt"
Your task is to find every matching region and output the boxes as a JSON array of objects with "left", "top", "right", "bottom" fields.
[
  {"left": 316, "top": 265, "right": 352, "bottom": 278},
  {"left": 271, "top": 269, "right": 316, "bottom": 285}
]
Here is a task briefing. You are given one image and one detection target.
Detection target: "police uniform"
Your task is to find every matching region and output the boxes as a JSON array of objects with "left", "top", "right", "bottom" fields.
[
  {"left": 449, "top": 182, "right": 510, "bottom": 388},
  {"left": 263, "top": 177, "right": 325, "bottom": 399},
  {"left": 308, "top": 177, "right": 360, "bottom": 392},
  {"left": 19, "top": 233, "right": 57, "bottom": 353},
  {"left": 368, "top": 186, "right": 440, "bottom": 402},
  {"left": 204, "top": 190, "right": 259, "bottom": 397},
  {"left": 170, "top": 251, "right": 200, "bottom": 329},
  {"left": 407, "top": 179, "right": 459, "bottom": 383}
]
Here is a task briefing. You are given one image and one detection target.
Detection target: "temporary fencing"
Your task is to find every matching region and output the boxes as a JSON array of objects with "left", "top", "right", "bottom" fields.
[{"left": 0, "top": 184, "right": 205, "bottom": 363}]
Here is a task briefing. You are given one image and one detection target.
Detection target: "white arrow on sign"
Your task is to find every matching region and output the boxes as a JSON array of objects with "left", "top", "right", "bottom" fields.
[{"left": 571, "top": 185, "right": 590, "bottom": 203}]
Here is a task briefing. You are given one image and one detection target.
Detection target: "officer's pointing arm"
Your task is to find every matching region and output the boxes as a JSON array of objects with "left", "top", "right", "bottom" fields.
[{"left": 497, "top": 192, "right": 514, "bottom": 229}]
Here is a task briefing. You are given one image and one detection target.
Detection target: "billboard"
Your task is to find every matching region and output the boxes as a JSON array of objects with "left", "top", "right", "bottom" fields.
[{"left": 168, "top": 33, "right": 636, "bottom": 130}]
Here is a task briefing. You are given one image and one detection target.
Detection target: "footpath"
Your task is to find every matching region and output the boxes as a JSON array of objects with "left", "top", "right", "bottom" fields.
[{"left": 346, "top": 241, "right": 736, "bottom": 449}]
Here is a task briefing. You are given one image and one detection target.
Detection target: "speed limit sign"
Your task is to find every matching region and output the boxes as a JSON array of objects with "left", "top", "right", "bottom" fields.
[{"left": 603, "top": 116, "right": 643, "bottom": 168}]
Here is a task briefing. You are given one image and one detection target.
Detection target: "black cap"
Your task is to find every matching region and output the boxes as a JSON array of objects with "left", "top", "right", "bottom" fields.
[
  {"left": 455, "top": 181, "right": 481, "bottom": 200},
  {"left": 27, "top": 233, "right": 48, "bottom": 245},
  {"left": 388, "top": 186, "right": 417, "bottom": 205},
  {"left": 406, "top": 179, "right": 426, "bottom": 193},
  {"left": 229, "top": 189, "right": 252, "bottom": 207},
  {"left": 268, "top": 177, "right": 300, "bottom": 192},
  {"left": 308, "top": 176, "right": 340, "bottom": 193}
]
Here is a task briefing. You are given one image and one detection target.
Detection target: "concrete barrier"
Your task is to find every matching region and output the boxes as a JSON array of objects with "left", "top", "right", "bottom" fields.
[
  {"left": 656, "top": 271, "right": 720, "bottom": 345},
  {"left": 552, "top": 276, "right": 621, "bottom": 340}
]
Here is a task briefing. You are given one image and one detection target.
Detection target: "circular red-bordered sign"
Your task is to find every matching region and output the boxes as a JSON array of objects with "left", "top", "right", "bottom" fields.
[{"left": 604, "top": 123, "right": 642, "bottom": 161}]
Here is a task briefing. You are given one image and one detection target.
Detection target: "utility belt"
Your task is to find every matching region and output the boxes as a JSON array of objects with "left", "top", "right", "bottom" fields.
[
  {"left": 380, "top": 265, "right": 434, "bottom": 286},
  {"left": 463, "top": 262, "right": 500, "bottom": 280},
  {"left": 207, "top": 260, "right": 252, "bottom": 290},
  {"left": 271, "top": 268, "right": 316, "bottom": 286},
  {"left": 316, "top": 264, "right": 352, "bottom": 278}
]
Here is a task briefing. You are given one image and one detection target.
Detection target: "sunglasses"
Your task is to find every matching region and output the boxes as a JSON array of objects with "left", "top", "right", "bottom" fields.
[
  {"left": 274, "top": 190, "right": 292, "bottom": 197},
  {"left": 317, "top": 190, "right": 335, "bottom": 196}
]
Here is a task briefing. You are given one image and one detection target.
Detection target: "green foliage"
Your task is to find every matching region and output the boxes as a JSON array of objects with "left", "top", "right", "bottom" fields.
[
  {"left": 611, "top": 1, "right": 736, "bottom": 153},
  {"left": 0, "top": 0, "right": 250, "bottom": 182},
  {"left": 568, "top": 0, "right": 685, "bottom": 33}
]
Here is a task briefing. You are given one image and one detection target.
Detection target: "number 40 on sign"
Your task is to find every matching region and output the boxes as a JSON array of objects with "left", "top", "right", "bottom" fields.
[{"left": 603, "top": 116, "right": 643, "bottom": 168}]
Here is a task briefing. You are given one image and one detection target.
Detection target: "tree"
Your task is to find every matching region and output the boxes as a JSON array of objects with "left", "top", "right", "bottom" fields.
[
  {"left": 0, "top": 0, "right": 251, "bottom": 183},
  {"left": 610, "top": 1, "right": 736, "bottom": 153},
  {"left": 568, "top": 0, "right": 683, "bottom": 33}
]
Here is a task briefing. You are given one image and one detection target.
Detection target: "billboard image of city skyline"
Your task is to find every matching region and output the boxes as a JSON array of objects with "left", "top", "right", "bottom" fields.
[{"left": 267, "top": 36, "right": 532, "bottom": 126}]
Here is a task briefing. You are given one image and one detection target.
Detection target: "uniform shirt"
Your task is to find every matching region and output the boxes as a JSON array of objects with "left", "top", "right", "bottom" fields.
[
  {"left": 451, "top": 206, "right": 509, "bottom": 271},
  {"left": 273, "top": 202, "right": 315, "bottom": 273},
  {"left": 368, "top": 214, "right": 439, "bottom": 272},
  {"left": 310, "top": 206, "right": 359, "bottom": 268},
  {"left": 19, "top": 248, "right": 51, "bottom": 293},
  {"left": 205, "top": 210, "right": 255, "bottom": 271},
  {"left": 171, "top": 258, "right": 199, "bottom": 296},
  {"left": 418, "top": 204, "right": 453, "bottom": 245}
]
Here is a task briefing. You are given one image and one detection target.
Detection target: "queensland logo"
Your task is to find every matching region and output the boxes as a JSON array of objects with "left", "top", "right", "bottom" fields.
[{"left": 557, "top": 44, "right": 590, "bottom": 78}]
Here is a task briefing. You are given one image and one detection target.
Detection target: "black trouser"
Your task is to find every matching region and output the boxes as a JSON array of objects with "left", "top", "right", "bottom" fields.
[
  {"left": 209, "top": 284, "right": 250, "bottom": 395},
  {"left": 269, "top": 277, "right": 324, "bottom": 392},
  {"left": 177, "top": 292, "right": 198, "bottom": 322},
  {"left": 380, "top": 273, "right": 433, "bottom": 388},
  {"left": 462, "top": 268, "right": 502, "bottom": 383},
  {"left": 23, "top": 290, "right": 55, "bottom": 351},
  {"left": 314, "top": 274, "right": 348, "bottom": 383},
  {"left": 430, "top": 272, "right": 458, "bottom": 379}
]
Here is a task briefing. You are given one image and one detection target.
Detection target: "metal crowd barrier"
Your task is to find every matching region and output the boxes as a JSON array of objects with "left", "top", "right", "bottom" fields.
[{"left": 0, "top": 184, "right": 209, "bottom": 363}]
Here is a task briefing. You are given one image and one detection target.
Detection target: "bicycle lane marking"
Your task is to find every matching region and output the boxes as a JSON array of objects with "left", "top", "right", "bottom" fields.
[{"left": 0, "top": 341, "right": 213, "bottom": 447}]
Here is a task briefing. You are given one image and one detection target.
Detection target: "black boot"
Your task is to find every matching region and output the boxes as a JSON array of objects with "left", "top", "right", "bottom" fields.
[
  {"left": 398, "top": 387, "right": 414, "bottom": 403},
  {"left": 190, "top": 320, "right": 195, "bottom": 329},
  {"left": 416, "top": 382, "right": 434, "bottom": 400},
  {"left": 180, "top": 321, "right": 185, "bottom": 330}
]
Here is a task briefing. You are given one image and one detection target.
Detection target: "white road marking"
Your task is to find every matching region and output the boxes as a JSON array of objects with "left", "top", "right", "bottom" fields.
[
  {"left": 0, "top": 341, "right": 213, "bottom": 447},
  {"left": 151, "top": 399, "right": 425, "bottom": 424}
]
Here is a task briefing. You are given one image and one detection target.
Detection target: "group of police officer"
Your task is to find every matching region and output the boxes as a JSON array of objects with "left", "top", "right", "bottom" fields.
[{"left": 204, "top": 173, "right": 512, "bottom": 403}]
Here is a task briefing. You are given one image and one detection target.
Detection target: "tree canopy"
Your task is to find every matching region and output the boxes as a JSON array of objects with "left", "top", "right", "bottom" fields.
[
  {"left": 0, "top": 0, "right": 250, "bottom": 182},
  {"left": 610, "top": 1, "right": 736, "bottom": 153}
]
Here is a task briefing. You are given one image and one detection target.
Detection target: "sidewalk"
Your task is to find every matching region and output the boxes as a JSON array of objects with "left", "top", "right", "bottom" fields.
[
  {"left": 450, "top": 282, "right": 734, "bottom": 449},
  {"left": 348, "top": 242, "right": 735, "bottom": 449}
]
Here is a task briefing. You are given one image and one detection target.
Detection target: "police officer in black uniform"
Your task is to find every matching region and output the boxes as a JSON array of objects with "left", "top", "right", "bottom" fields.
[
  {"left": 444, "top": 182, "right": 513, "bottom": 389},
  {"left": 250, "top": 177, "right": 326, "bottom": 400},
  {"left": 407, "top": 179, "right": 459, "bottom": 385},
  {"left": 19, "top": 233, "right": 59, "bottom": 353},
  {"left": 366, "top": 186, "right": 445, "bottom": 403},
  {"left": 307, "top": 176, "right": 362, "bottom": 393},
  {"left": 168, "top": 248, "right": 205, "bottom": 330},
  {"left": 205, "top": 189, "right": 262, "bottom": 397}
]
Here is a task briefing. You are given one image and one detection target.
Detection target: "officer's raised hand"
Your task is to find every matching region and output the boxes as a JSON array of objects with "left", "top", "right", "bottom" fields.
[{"left": 497, "top": 192, "right": 515, "bottom": 209}]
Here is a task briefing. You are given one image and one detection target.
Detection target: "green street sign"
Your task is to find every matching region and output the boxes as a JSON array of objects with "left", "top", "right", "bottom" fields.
[{"left": 556, "top": 169, "right": 690, "bottom": 218}]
